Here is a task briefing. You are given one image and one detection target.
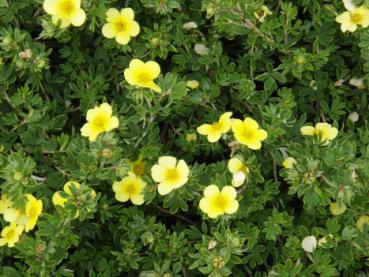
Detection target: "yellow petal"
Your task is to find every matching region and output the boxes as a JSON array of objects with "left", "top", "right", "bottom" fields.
[
  {"left": 151, "top": 164, "right": 166, "bottom": 182},
  {"left": 147, "top": 82, "right": 161, "bottom": 93},
  {"left": 120, "top": 8, "right": 135, "bottom": 20},
  {"left": 130, "top": 195, "right": 144, "bottom": 205},
  {"left": 144, "top": 61, "right": 161, "bottom": 79},
  {"left": 342, "top": 21, "right": 357, "bottom": 32},
  {"left": 106, "top": 8, "right": 120, "bottom": 22},
  {"left": 228, "top": 158, "right": 243, "bottom": 173},
  {"left": 224, "top": 199, "right": 239, "bottom": 214},
  {"left": 207, "top": 132, "right": 222, "bottom": 143},
  {"left": 246, "top": 140, "right": 262, "bottom": 150},
  {"left": 157, "top": 183, "right": 173, "bottom": 195},
  {"left": 102, "top": 23, "right": 116, "bottom": 38},
  {"left": 158, "top": 156, "right": 177, "bottom": 168},
  {"left": 3, "top": 208, "right": 19, "bottom": 222},
  {"left": 71, "top": 8, "right": 86, "bottom": 26},
  {"left": 335, "top": 11, "right": 351, "bottom": 24},
  {"left": 326, "top": 127, "right": 338, "bottom": 140},
  {"left": 231, "top": 119, "right": 244, "bottom": 133},
  {"left": 63, "top": 181, "right": 80, "bottom": 195},
  {"left": 52, "top": 15, "right": 71, "bottom": 28},
  {"left": 129, "top": 58, "right": 145, "bottom": 68},
  {"left": 282, "top": 157, "right": 296, "bottom": 169},
  {"left": 197, "top": 124, "right": 211, "bottom": 135},
  {"left": 43, "top": 0, "right": 57, "bottom": 15},
  {"left": 199, "top": 198, "right": 210, "bottom": 213},
  {"left": 256, "top": 129, "right": 268, "bottom": 141},
  {"left": 124, "top": 68, "right": 136, "bottom": 85},
  {"left": 218, "top": 112, "right": 232, "bottom": 133},
  {"left": 232, "top": 172, "right": 246, "bottom": 187},
  {"left": 115, "top": 33, "right": 130, "bottom": 45},
  {"left": 204, "top": 185, "right": 220, "bottom": 197},
  {"left": 106, "top": 116, "right": 119, "bottom": 131},
  {"left": 99, "top": 103, "right": 113, "bottom": 116},
  {"left": 52, "top": 192, "right": 67, "bottom": 207},
  {"left": 243, "top": 117, "right": 259, "bottom": 130},
  {"left": 127, "top": 21, "right": 140, "bottom": 36},
  {"left": 115, "top": 192, "right": 129, "bottom": 202},
  {"left": 221, "top": 186, "right": 237, "bottom": 199},
  {"left": 300, "top": 126, "right": 316, "bottom": 136},
  {"left": 176, "top": 160, "right": 189, "bottom": 178}
]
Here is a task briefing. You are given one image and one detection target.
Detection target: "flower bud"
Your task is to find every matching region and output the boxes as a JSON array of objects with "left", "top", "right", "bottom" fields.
[
  {"left": 301, "top": 235, "right": 317, "bottom": 252},
  {"left": 348, "top": 112, "right": 359, "bottom": 122}
]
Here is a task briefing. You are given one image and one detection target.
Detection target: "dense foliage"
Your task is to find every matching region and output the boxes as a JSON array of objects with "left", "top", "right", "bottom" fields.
[{"left": 1, "top": 0, "right": 369, "bottom": 276}]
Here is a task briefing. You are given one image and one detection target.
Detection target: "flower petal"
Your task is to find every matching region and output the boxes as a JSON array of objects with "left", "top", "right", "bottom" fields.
[
  {"left": 221, "top": 186, "right": 237, "bottom": 199},
  {"left": 102, "top": 23, "right": 116, "bottom": 38},
  {"left": 207, "top": 132, "right": 222, "bottom": 143},
  {"left": 151, "top": 164, "right": 166, "bottom": 182},
  {"left": 176, "top": 160, "right": 189, "bottom": 178},
  {"left": 115, "top": 192, "right": 129, "bottom": 202},
  {"left": 158, "top": 156, "right": 177, "bottom": 168},
  {"left": 71, "top": 8, "right": 86, "bottom": 27},
  {"left": 106, "top": 8, "right": 120, "bottom": 22},
  {"left": 121, "top": 8, "right": 135, "bottom": 20},
  {"left": 43, "top": 0, "right": 57, "bottom": 15},
  {"left": 204, "top": 185, "right": 220, "bottom": 197},
  {"left": 106, "top": 116, "right": 119, "bottom": 131},
  {"left": 144, "top": 61, "right": 161, "bottom": 79},
  {"left": 99, "top": 103, "right": 113, "bottom": 116},
  {"left": 130, "top": 195, "right": 144, "bottom": 205},
  {"left": 197, "top": 124, "right": 211, "bottom": 135},
  {"left": 158, "top": 183, "right": 173, "bottom": 195},
  {"left": 228, "top": 158, "right": 243, "bottom": 173},
  {"left": 224, "top": 199, "right": 239, "bottom": 214},
  {"left": 300, "top": 126, "right": 316, "bottom": 136},
  {"left": 115, "top": 33, "right": 130, "bottom": 45},
  {"left": 127, "top": 21, "right": 140, "bottom": 36}
]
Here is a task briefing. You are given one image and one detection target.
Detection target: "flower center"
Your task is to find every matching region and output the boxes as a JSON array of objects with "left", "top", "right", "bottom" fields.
[
  {"left": 5, "top": 229, "right": 15, "bottom": 239},
  {"left": 58, "top": 0, "right": 76, "bottom": 16},
  {"left": 133, "top": 164, "right": 145, "bottom": 176},
  {"left": 211, "top": 122, "right": 224, "bottom": 132},
  {"left": 351, "top": 13, "right": 362, "bottom": 23},
  {"left": 213, "top": 195, "right": 228, "bottom": 210},
  {"left": 92, "top": 115, "right": 108, "bottom": 131},
  {"left": 28, "top": 206, "right": 38, "bottom": 218},
  {"left": 124, "top": 182, "right": 138, "bottom": 195},
  {"left": 241, "top": 128, "right": 255, "bottom": 140},
  {"left": 165, "top": 169, "right": 180, "bottom": 183},
  {"left": 137, "top": 72, "right": 152, "bottom": 84},
  {"left": 115, "top": 20, "right": 127, "bottom": 32}
]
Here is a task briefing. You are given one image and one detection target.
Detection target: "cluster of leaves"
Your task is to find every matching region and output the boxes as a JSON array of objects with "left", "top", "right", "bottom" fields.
[{"left": 1, "top": 0, "right": 369, "bottom": 276}]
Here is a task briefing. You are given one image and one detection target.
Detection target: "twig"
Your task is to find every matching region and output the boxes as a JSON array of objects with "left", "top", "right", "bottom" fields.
[{"left": 156, "top": 205, "right": 197, "bottom": 225}]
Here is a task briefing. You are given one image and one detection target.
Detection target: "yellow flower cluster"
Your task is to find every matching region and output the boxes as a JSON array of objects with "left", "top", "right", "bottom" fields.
[
  {"left": 0, "top": 194, "right": 42, "bottom": 247},
  {"left": 42, "top": 2, "right": 162, "bottom": 94},
  {"left": 336, "top": 1, "right": 369, "bottom": 33},
  {"left": 197, "top": 112, "right": 268, "bottom": 150},
  {"left": 113, "top": 155, "right": 147, "bottom": 205},
  {"left": 300, "top": 122, "right": 338, "bottom": 145},
  {"left": 52, "top": 181, "right": 96, "bottom": 218}
]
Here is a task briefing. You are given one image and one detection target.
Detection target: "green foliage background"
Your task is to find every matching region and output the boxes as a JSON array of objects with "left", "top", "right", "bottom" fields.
[{"left": 1, "top": 0, "right": 369, "bottom": 276}]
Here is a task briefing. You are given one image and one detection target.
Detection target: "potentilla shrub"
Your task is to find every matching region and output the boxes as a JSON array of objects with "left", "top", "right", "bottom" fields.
[{"left": 0, "top": 0, "right": 369, "bottom": 276}]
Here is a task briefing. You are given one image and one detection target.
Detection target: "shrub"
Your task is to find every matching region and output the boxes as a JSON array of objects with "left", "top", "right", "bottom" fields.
[{"left": 0, "top": 0, "right": 369, "bottom": 276}]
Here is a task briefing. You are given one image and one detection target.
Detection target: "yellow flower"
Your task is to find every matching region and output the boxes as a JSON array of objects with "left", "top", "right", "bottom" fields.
[
  {"left": 197, "top": 112, "right": 233, "bottom": 143},
  {"left": 24, "top": 194, "right": 42, "bottom": 232},
  {"left": 199, "top": 185, "right": 239, "bottom": 218},
  {"left": 335, "top": 6, "right": 369, "bottom": 33},
  {"left": 356, "top": 215, "right": 369, "bottom": 232},
  {"left": 151, "top": 156, "right": 189, "bottom": 195},
  {"left": 0, "top": 222, "right": 23, "bottom": 248},
  {"left": 300, "top": 123, "right": 338, "bottom": 144},
  {"left": 227, "top": 158, "right": 249, "bottom": 187},
  {"left": 130, "top": 155, "right": 147, "bottom": 177},
  {"left": 282, "top": 157, "right": 297, "bottom": 169},
  {"left": 80, "top": 103, "right": 119, "bottom": 142},
  {"left": 186, "top": 80, "right": 199, "bottom": 90},
  {"left": 102, "top": 8, "right": 140, "bottom": 45},
  {"left": 0, "top": 195, "right": 21, "bottom": 223},
  {"left": 43, "top": 0, "right": 86, "bottom": 28},
  {"left": 52, "top": 181, "right": 81, "bottom": 207},
  {"left": 113, "top": 173, "right": 146, "bottom": 205},
  {"left": 329, "top": 202, "right": 346, "bottom": 216},
  {"left": 254, "top": 5, "right": 272, "bottom": 22},
  {"left": 124, "top": 59, "right": 161, "bottom": 93},
  {"left": 231, "top": 117, "right": 268, "bottom": 150}
]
